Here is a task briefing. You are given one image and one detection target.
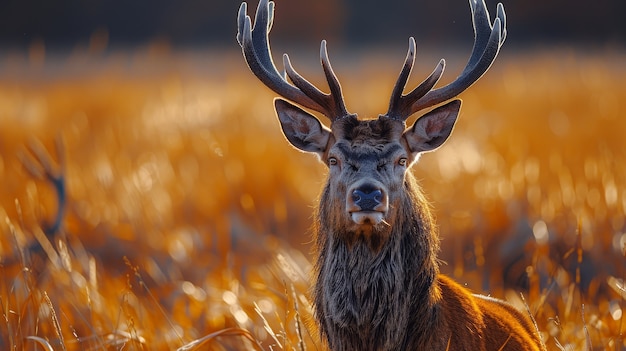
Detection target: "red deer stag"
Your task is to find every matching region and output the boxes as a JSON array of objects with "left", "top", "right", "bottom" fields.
[{"left": 237, "top": 0, "right": 545, "bottom": 350}]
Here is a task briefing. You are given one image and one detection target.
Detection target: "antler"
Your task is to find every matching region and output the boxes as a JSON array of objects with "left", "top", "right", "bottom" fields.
[
  {"left": 237, "top": 0, "right": 351, "bottom": 121},
  {"left": 384, "top": 0, "right": 507, "bottom": 121},
  {"left": 19, "top": 136, "right": 66, "bottom": 235}
]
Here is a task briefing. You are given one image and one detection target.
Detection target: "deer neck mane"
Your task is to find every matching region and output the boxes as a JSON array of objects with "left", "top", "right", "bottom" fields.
[{"left": 313, "top": 174, "right": 442, "bottom": 350}]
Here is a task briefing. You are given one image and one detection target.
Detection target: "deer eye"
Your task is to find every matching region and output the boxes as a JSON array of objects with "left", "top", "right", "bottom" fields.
[
  {"left": 328, "top": 157, "right": 338, "bottom": 166},
  {"left": 398, "top": 158, "right": 408, "bottom": 167}
]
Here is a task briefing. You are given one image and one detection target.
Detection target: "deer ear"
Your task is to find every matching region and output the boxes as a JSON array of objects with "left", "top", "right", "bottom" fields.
[
  {"left": 275, "top": 99, "right": 331, "bottom": 155},
  {"left": 403, "top": 99, "right": 461, "bottom": 154}
]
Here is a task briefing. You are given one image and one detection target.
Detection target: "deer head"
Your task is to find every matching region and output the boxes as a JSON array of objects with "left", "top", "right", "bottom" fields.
[{"left": 237, "top": 0, "right": 506, "bottom": 248}]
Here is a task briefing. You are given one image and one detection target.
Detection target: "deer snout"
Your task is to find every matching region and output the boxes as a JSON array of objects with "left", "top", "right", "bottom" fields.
[
  {"left": 352, "top": 188, "right": 382, "bottom": 211},
  {"left": 347, "top": 183, "right": 388, "bottom": 225}
]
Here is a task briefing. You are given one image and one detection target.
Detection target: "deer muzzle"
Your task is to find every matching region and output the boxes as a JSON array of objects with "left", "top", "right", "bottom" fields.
[{"left": 347, "top": 182, "right": 389, "bottom": 225}]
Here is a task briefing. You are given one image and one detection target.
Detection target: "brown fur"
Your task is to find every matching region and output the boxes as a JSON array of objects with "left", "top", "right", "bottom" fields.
[{"left": 313, "top": 166, "right": 544, "bottom": 350}]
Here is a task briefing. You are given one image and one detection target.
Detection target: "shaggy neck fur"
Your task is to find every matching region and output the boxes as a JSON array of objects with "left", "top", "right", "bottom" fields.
[{"left": 313, "top": 173, "right": 442, "bottom": 351}]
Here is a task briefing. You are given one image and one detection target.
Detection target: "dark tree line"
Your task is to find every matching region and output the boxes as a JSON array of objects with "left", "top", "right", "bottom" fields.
[{"left": 0, "top": 0, "right": 623, "bottom": 50}]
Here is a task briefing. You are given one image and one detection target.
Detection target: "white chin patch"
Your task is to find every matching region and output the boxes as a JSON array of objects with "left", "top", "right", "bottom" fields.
[{"left": 351, "top": 211, "right": 384, "bottom": 225}]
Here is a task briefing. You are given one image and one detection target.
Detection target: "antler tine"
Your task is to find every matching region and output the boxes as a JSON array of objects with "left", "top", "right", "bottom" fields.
[
  {"left": 410, "top": 0, "right": 506, "bottom": 113},
  {"left": 464, "top": 0, "right": 506, "bottom": 75},
  {"left": 497, "top": 3, "right": 507, "bottom": 43},
  {"left": 283, "top": 41, "right": 350, "bottom": 120},
  {"left": 385, "top": 0, "right": 506, "bottom": 121},
  {"left": 385, "top": 37, "right": 446, "bottom": 121},
  {"left": 320, "top": 40, "right": 350, "bottom": 119},
  {"left": 237, "top": 0, "right": 350, "bottom": 121},
  {"left": 386, "top": 37, "right": 416, "bottom": 120}
]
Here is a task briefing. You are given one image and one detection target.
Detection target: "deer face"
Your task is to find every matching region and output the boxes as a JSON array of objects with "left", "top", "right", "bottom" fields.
[{"left": 275, "top": 98, "right": 461, "bottom": 239}]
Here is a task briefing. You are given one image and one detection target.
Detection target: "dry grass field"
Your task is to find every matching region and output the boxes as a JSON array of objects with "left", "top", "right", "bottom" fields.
[{"left": 0, "top": 47, "right": 625, "bottom": 350}]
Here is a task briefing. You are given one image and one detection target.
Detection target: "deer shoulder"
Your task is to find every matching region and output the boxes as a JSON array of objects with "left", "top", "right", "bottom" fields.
[{"left": 434, "top": 275, "right": 543, "bottom": 350}]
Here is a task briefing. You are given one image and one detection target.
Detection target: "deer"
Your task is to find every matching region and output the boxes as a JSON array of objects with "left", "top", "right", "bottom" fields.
[{"left": 237, "top": 0, "right": 545, "bottom": 350}]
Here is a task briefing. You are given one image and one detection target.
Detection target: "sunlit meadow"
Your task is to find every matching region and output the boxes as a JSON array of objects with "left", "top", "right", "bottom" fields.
[{"left": 0, "top": 46, "right": 625, "bottom": 350}]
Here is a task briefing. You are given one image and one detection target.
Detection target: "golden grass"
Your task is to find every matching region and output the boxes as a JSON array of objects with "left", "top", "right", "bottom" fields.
[{"left": 0, "top": 48, "right": 625, "bottom": 350}]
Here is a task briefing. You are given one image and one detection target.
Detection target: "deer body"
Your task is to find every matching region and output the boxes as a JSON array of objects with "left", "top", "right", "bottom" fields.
[
  {"left": 315, "top": 161, "right": 540, "bottom": 350},
  {"left": 237, "top": 1, "right": 545, "bottom": 350},
  {"left": 311, "top": 118, "right": 542, "bottom": 351}
]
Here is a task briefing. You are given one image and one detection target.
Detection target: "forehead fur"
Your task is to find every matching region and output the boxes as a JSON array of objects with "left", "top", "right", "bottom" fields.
[{"left": 334, "top": 117, "right": 403, "bottom": 147}]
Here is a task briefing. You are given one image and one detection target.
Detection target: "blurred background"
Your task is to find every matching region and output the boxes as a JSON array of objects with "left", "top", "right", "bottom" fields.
[
  {"left": 0, "top": 0, "right": 624, "bottom": 49},
  {"left": 0, "top": 0, "right": 625, "bottom": 350}
]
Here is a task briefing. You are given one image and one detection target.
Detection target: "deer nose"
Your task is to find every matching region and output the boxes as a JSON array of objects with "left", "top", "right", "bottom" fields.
[{"left": 352, "top": 186, "right": 383, "bottom": 211}]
